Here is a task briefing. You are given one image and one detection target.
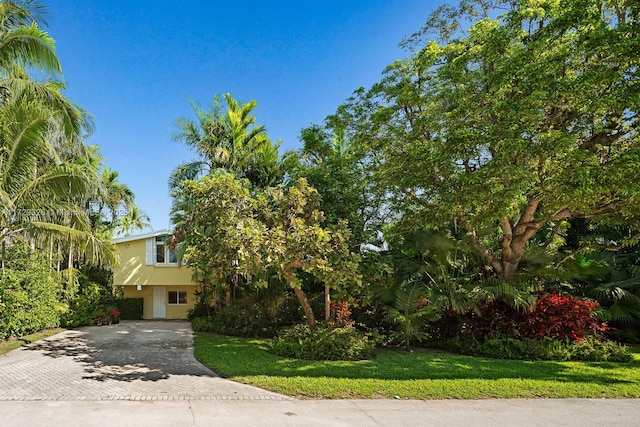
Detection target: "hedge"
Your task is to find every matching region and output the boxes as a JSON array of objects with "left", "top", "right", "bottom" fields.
[{"left": 105, "top": 298, "right": 144, "bottom": 320}]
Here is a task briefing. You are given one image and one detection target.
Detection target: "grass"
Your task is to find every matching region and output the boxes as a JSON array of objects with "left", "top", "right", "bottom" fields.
[
  {"left": 0, "top": 329, "right": 64, "bottom": 356},
  {"left": 194, "top": 332, "right": 640, "bottom": 399}
]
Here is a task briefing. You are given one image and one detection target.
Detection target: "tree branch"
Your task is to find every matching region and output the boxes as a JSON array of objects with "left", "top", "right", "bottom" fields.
[
  {"left": 514, "top": 198, "right": 540, "bottom": 235},
  {"left": 554, "top": 231, "right": 640, "bottom": 267},
  {"left": 543, "top": 220, "right": 564, "bottom": 248},
  {"left": 499, "top": 216, "right": 513, "bottom": 261}
]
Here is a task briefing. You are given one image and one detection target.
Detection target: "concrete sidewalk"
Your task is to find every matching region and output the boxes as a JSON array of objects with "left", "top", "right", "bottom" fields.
[{"left": 1, "top": 398, "right": 639, "bottom": 426}]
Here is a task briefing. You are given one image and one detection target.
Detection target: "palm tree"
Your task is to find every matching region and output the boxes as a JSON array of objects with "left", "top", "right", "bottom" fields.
[
  {"left": 96, "top": 167, "right": 134, "bottom": 222},
  {"left": 115, "top": 204, "right": 150, "bottom": 236},
  {"left": 0, "top": 94, "right": 115, "bottom": 269},
  {"left": 170, "top": 94, "right": 294, "bottom": 305},
  {"left": 0, "top": 1, "right": 91, "bottom": 138},
  {"left": 169, "top": 93, "right": 285, "bottom": 189}
]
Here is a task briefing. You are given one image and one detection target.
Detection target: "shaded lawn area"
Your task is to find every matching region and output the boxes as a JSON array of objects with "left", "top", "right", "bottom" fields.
[
  {"left": 194, "top": 332, "right": 640, "bottom": 399},
  {"left": 0, "top": 329, "right": 64, "bottom": 356}
]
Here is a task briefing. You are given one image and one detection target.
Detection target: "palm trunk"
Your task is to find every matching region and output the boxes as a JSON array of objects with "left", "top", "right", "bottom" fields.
[{"left": 68, "top": 243, "right": 73, "bottom": 270}]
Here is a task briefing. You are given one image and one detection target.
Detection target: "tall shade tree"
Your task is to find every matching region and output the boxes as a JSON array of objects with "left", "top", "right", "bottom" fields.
[
  {"left": 291, "top": 125, "right": 380, "bottom": 250},
  {"left": 338, "top": 0, "right": 640, "bottom": 282}
]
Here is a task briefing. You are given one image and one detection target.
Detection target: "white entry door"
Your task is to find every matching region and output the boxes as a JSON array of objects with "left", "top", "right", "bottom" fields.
[{"left": 153, "top": 286, "right": 166, "bottom": 318}]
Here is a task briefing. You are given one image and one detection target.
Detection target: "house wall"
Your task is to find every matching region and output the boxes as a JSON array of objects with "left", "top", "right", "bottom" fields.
[
  {"left": 114, "top": 238, "right": 198, "bottom": 320},
  {"left": 113, "top": 239, "right": 196, "bottom": 287},
  {"left": 123, "top": 284, "right": 198, "bottom": 319}
]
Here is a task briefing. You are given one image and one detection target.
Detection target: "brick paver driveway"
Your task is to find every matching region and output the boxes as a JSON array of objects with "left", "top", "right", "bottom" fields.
[{"left": 0, "top": 321, "right": 289, "bottom": 401}]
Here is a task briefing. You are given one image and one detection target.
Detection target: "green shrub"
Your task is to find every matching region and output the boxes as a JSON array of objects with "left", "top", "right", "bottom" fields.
[
  {"left": 106, "top": 298, "right": 143, "bottom": 320},
  {"left": 60, "top": 281, "right": 104, "bottom": 327},
  {"left": 0, "top": 254, "right": 64, "bottom": 339},
  {"left": 438, "top": 335, "right": 632, "bottom": 362},
  {"left": 190, "top": 294, "right": 305, "bottom": 337},
  {"left": 187, "top": 301, "right": 213, "bottom": 320},
  {"left": 191, "top": 316, "right": 215, "bottom": 332},
  {"left": 269, "top": 324, "right": 376, "bottom": 361}
]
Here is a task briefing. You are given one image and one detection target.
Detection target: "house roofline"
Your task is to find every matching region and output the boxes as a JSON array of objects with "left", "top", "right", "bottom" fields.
[{"left": 112, "top": 229, "right": 173, "bottom": 244}]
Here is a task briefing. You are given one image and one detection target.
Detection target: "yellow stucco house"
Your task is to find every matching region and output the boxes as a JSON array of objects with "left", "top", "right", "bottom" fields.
[{"left": 113, "top": 230, "right": 197, "bottom": 319}]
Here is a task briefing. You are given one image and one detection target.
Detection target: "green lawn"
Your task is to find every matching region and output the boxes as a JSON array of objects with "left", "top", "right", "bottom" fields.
[
  {"left": 194, "top": 332, "right": 640, "bottom": 399},
  {"left": 0, "top": 329, "right": 64, "bottom": 356}
]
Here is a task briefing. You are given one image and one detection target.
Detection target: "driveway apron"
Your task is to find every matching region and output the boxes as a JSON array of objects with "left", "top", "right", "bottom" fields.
[{"left": 0, "top": 321, "right": 289, "bottom": 401}]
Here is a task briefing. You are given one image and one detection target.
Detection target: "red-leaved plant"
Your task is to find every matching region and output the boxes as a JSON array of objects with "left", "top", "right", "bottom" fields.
[
  {"left": 328, "top": 301, "right": 355, "bottom": 328},
  {"left": 460, "top": 293, "right": 606, "bottom": 341},
  {"left": 526, "top": 293, "right": 605, "bottom": 341}
]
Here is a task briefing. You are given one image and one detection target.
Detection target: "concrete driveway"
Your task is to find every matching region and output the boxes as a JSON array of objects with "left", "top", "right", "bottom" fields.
[{"left": 0, "top": 320, "right": 288, "bottom": 401}]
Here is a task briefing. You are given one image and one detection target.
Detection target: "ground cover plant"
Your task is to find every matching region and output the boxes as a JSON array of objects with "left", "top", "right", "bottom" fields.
[{"left": 194, "top": 332, "right": 640, "bottom": 399}]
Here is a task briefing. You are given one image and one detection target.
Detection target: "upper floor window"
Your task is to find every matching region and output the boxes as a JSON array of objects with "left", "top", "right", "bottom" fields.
[{"left": 155, "top": 236, "right": 177, "bottom": 264}]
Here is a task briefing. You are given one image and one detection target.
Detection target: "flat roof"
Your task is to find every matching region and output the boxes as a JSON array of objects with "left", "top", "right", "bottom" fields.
[{"left": 112, "top": 229, "right": 172, "bottom": 244}]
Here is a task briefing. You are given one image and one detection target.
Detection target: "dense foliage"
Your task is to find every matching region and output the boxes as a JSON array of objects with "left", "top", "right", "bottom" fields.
[
  {"left": 190, "top": 293, "right": 305, "bottom": 337},
  {"left": 270, "top": 323, "right": 376, "bottom": 361},
  {"left": 179, "top": 173, "right": 360, "bottom": 331},
  {"left": 105, "top": 297, "right": 143, "bottom": 320},
  {"left": 335, "top": 0, "right": 640, "bottom": 282},
  {"left": 0, "top": 246, "right": 62, "bottom": 338},
  {"left": 458, "top": 294, "right": 606, "bottom": 341}
]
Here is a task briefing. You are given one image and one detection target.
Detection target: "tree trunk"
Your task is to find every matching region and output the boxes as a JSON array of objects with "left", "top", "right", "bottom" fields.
[
  {"left": 225, "top": 286, "right": 232, "bottom": 305},
  {"left": 293, "top": 286, "right": 317, "bottom": 331},
  {"left": 324, "top": 284, "right": 331, "bottom": 321},
  {"left": 68, "top": 244, "right": 73, "bottom": 270},
  {"left": 499, "top": 260, "right": 520, "bottom": 283},
  {"left": 469, "top": 202, "right": 547, "bottom": 283}
]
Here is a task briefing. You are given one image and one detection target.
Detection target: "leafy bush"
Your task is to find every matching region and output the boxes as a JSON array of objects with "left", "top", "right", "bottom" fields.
[
  {"left": 270, "top": 323, "right": 376, "bottom": 361},
  {"left": 439, "top": 335, "right": 632, "bottom": 362},
  {"left": 190, "top": 294, "right": 304, "bottom": 337},
  {"left": 528, "top": 294, "right": 605, "bottom": 340},
  {"left": 459, "top": 293, "right": 605, "bottom": 341},
  {"left": 60, "top": 281, "right": 105, "bottom": 327},
  {"left": 191, "top": 316, "right": 215, "bottom": 332},
  {"left": 187, "top": 301, "right": 213, "bottom": 320},
  {"left": 0, "top": 251, "right": 64, "bottom": 339}
]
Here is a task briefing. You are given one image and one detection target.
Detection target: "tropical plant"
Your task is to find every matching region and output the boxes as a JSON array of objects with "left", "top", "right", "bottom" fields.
[
  {"left": 385, "top": 283, "right": 439, "bottom": 351},
  {"left": 115, "top": 204, "right": 150, "bottom": 236},
  {"left": 0, "top": 1, "right": 90, "bottom": 137},
  {"left": 169, "top": 93, "right": 289, "bottom": 189}
]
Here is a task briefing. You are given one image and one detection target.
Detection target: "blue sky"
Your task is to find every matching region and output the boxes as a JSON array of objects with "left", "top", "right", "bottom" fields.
[{"left": 47, "top": 1, "right": 442, "bottom": 231}]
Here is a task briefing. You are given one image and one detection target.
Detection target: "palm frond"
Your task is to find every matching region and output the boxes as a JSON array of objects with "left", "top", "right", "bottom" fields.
[{"left": 0, "top": 22, "right": 59, "bottom": 73}]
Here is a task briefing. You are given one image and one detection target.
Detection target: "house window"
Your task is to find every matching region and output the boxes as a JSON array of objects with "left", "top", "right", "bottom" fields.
[
  {"left": 155, "top": 236, "right": 177, "bottom": 265},
  {"left": 168, "top": 290, "right": 187, "bottom": 305}
]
